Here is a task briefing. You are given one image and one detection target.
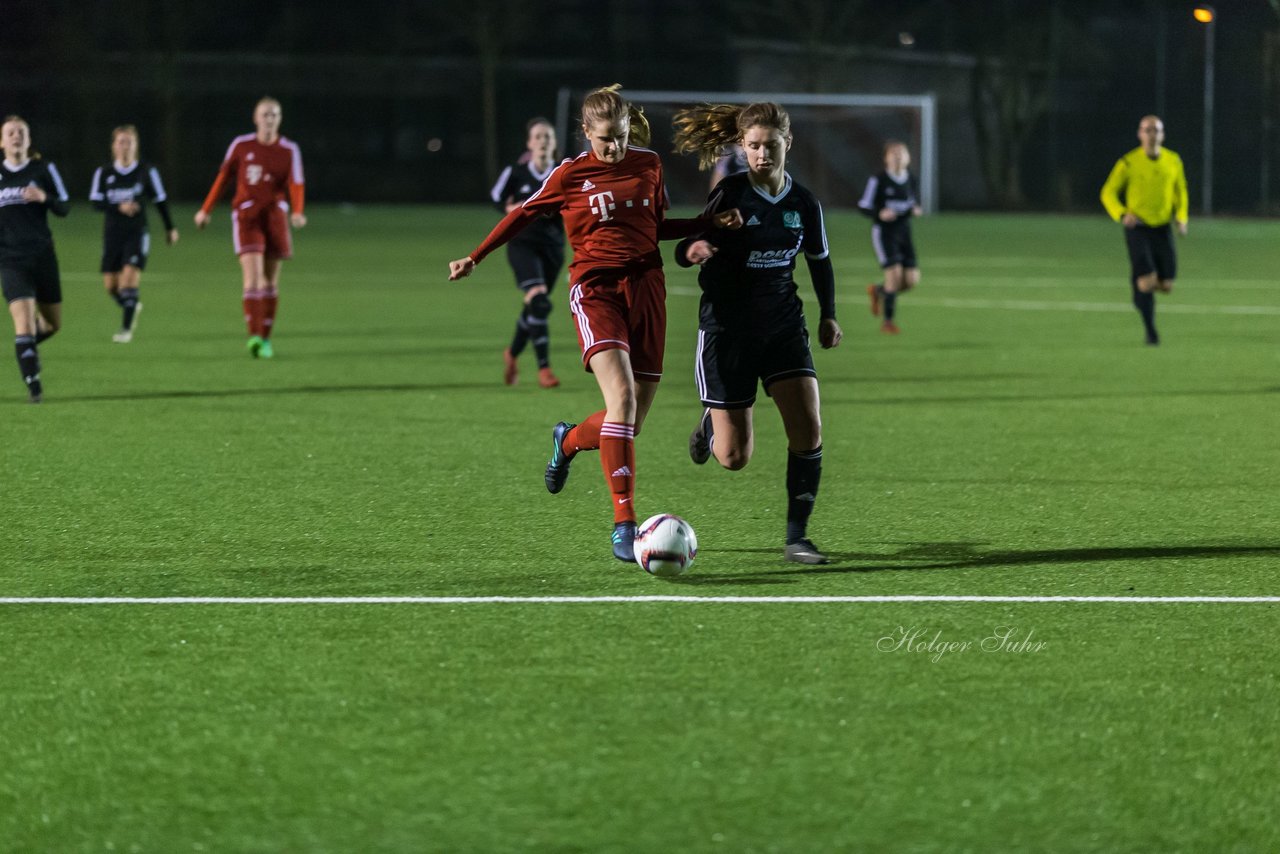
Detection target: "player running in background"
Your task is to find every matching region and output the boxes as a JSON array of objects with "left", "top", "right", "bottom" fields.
[
  {"left": 0, "top": 116, "right": 69, "bottom": 403},
  {"left": 194, "top": 96, "right": 306, "bottom": 359},
  {"left": 1100, "top": 114, "right": 1188, "bottom": 346},
  {"left": 858, "top": 140, "right": 923, "bottom": 335},
  {"left": 709, "top": 143, "right": 748, "bottom": 190},
  {"left": 450, "top": 85, "right": 742, "bottom": 562},
  {"left": 89, "top": 125, "right": 179, "bottom": 343},
  {"left": 673, "top": 102, "right": 842, "bottom": 565},
  {"left": 491, "top": 118, "right": 565, "bottom": 388}
]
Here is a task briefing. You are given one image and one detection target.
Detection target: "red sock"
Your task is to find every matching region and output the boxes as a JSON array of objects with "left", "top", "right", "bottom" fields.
[
  {"left": 565, "top": 410, "right": 606, "bottom": 455},
  {"left": 262, "top": 288, "right": 279, "bottom": 339},
  {"left": 599, "top": 421, "right": 636, "bottom": 523},
  {"left": 242, "top": 291, "right": 265, "bottom": 336}
]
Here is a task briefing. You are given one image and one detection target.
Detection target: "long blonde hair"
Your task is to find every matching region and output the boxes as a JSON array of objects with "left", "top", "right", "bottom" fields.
[
  {"left": 673, "top": 102, "right": 793, "bottom": 170},
  {"left": 581, "top": 84, "right": 651, "bottom": 149}
]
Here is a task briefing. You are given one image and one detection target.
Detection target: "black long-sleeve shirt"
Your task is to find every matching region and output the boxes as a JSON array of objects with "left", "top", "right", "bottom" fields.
[
  {"left": 0, "top": 158, "right": 69, "bottom": 264},
  {"left": 89, "top": 160, "right": 175, "bottom": 235}
]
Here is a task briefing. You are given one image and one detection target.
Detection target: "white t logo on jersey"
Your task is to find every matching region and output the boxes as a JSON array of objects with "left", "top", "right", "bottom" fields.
[{"left": 589, "top": 190, "right": 616, "bottom": 222}]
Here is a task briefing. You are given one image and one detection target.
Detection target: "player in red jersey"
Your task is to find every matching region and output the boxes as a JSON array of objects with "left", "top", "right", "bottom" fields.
[
  {"left": 194, "top": 96, "right": 306, "bottom": 359},
  {"left": 450, "top": 85, "right": 742, "bottom": 562}
]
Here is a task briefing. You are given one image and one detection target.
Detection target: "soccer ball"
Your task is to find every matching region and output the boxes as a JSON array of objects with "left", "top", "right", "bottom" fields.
[{"left": 633, "top": 514, "right": 698, "bottom": 576}]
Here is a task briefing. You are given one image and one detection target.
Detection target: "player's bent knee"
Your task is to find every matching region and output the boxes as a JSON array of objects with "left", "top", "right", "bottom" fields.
[{"left": 528, "top": 292, "right": 552, "bottom": 320}]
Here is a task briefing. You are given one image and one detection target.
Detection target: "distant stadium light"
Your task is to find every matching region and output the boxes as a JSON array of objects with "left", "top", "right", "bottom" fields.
[
  {"left": 1196, "top": 5, "right": 1216, "bottom": 214},
  {"left": 1193, "top": 6, "right": 1215, "bottom": 24}
]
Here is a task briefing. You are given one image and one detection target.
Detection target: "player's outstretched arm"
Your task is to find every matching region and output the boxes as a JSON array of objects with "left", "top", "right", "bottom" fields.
[{"left": 448, "top": 257, "right": 476, "bottom": 280}]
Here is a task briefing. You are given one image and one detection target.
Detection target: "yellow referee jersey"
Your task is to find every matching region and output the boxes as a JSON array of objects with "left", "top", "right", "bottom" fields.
[{"left": 1100, "top": 147, "right": 1189, "bottom": 226}]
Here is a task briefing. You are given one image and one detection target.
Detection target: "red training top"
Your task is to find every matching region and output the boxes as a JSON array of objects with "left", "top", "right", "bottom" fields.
[
  {"left": 469, "top": 146, "right": 702, "bottom": 282},
  {"left": 199, "top": 133, "right": 305, "bottom": 216}
]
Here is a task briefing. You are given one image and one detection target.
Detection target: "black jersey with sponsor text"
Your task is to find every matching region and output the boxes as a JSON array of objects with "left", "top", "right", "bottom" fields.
[
  {"left": 490, "top": 159, "right": 564, "bottom": 247},
  {"left": 857, "top": 169, "right": 919, "bottom": 223},
  {"left": 693, "top": 171, "right": 829, "bottom": 333},
  {"left": 0, "top": 159, "right": 70, "bottom": 264},
  {"left": 89, "top": 160, "right": 175, "bottom": 236}
]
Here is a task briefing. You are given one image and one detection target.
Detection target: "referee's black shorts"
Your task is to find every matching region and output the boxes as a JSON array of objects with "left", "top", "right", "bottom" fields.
[
  {"left": 694, "top": 323, "right": 816, "bottom": 409},
  {"left": 1124, "top": 223, "right": 1176, "bottom": 281},
  {"left": 1, "top": 247, "right": 62, "bottom": 305},
  {"left": 506, "top": 240, "right": 564, "bottom": 293}
]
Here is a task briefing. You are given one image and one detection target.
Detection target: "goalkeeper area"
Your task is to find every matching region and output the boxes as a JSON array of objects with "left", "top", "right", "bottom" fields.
[{"left": 556, "top": 88, "right": 938, "bottom": 210}]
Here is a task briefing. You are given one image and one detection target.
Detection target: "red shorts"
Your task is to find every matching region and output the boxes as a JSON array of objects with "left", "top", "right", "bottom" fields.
[
  {"left": 568, "top": 265, "right": 667, "bottom": 382},
  {"left": 232, "top": 202, "right": 292, "bottom": 259}
]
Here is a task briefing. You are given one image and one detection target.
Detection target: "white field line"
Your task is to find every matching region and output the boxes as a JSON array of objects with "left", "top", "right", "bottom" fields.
[
  {"left": 0, "top": 595, "right": 1275, "bottom": 605},
  {"left": 665, "top": 286, "right": 1280, "bottom": 315}
]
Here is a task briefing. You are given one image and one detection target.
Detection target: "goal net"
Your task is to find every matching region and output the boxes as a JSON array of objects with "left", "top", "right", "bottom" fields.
[{"left": 555, "top": 88, "right": 938, "bottom": 212}]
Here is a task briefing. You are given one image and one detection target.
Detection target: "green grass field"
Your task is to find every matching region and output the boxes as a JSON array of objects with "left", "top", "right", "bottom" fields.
[{"left": 3, "top": 205, "right": 1277, "bottom": 852}]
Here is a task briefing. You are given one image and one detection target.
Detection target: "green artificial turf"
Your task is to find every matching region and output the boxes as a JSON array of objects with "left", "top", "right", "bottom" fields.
[{"left": 2, "top": 206, "right": 1276, "bottom": 852}]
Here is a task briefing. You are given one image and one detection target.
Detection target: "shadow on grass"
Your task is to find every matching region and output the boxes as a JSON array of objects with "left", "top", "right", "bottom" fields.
[
  {"left": 31, "top": 382, "right": 492, "bottom": 403},
  {"left": 825, "top": 386, "right": 1277, "bottom": 408},
  {"left": 671, "top": 541, "right": 1280, "bottom": 585}
]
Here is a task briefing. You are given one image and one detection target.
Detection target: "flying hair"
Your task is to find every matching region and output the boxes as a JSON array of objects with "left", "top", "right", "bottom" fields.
[
  {"left": 673, "top": 102, "right": 792, "bottom": 170},
  {"left": 582, "top": 84, "right": 651, "bottom": 149}
]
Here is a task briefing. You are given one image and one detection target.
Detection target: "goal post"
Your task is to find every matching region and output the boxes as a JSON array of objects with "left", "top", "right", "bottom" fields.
[{"left": 555, "top": 88, "right": 938, "bottom": 212}]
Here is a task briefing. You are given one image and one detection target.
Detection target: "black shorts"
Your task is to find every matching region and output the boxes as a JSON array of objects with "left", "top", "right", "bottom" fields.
[
  {"left": 507, "top": 240, "right": 564, "bottom": 293},
  {"left": 871, "top": 223, "right": 917, "bottom": 269},
  {"left": 1, "top": 248, "right": 62, "bottom": 305},
  {"left": 101, "top": 229, "right": 151, "bottom": 273},
  {"left": 694, "top": 324, "right": 816, "bottom": 409},
  {"left": 1124, "top": 223, "right": 1176, "bottom": 281}
]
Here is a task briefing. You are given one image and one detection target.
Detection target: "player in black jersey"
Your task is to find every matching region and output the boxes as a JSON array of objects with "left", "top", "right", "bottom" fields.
[
  {"left": 673, "top": 102, "right": 843, "bottom": 565},
  {"left": 1, "top": 116, "right": 69, "bottom": 403},
  {"left": 491, "top": 118, "right": 566, "bottom": 388},
  {"left": 858, "top": 141, "right": 923, "bottom": 334},
  {"left": 89, "top": 125, "right": 179, "bottom": 343}
]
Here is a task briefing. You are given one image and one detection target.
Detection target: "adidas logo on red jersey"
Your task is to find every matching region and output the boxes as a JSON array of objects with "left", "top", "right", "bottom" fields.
[{"left": 581, "top": 180, "right": 596, "bottom": 191}]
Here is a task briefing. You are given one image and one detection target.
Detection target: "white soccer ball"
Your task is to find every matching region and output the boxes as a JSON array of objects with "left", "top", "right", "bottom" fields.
[{"left": 634, "top": 514, "right": 698, "bottom": 576}]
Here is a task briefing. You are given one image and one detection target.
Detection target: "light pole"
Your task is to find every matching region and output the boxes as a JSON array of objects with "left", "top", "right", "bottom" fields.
[{"left": 1195, "top": 5, "right": 1216, "bottom": 215}]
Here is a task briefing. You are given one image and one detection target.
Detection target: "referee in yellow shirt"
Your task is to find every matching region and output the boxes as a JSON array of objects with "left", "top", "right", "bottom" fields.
[{"left": 1100, "top": 115, "right": 1189, "bottom": 345}]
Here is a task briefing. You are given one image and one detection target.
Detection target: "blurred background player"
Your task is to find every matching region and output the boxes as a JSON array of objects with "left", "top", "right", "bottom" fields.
[
  {"left": 491, "top": 117, "right": 565, "bottom": 388},
  {"left": 194, "top": 96, "right": 306, "bottom": 359},
  {"left": 1099, "top": 114, "right": 1188, "bottom": 346},
  {"left": 89, "top": 124, "right": 179, "bottom": 343},
  {"left": 450, "top": 85, "right": 741, "bottom": 562},
  {"left": 0, "top": 116, "right": 69, "bottom": 403},
  {"left": 708, "top": 143, "right": 748, "bottom": 190},
  {"left": 858, "top": 140, "right": 923, "bottom": 334},
  {"left": 673, "top": 102, "right": 842, "bottom": 565}
]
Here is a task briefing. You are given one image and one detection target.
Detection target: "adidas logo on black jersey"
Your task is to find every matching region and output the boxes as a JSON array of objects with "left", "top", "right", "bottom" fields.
[{"left": 746, "top": 214, "right": 761, "bottom": 226}]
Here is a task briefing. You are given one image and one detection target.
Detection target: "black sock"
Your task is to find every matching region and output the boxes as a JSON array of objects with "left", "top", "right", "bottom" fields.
[
  {"left": 110, "top": 290, "right": 127, "bottom": 307},
  {"left": 526, "top": 293, "right": 553, "bottom": 369},
  {"left": 785, "top": 445, "right": 823, "bottom": 545},
  {"left": 120, "top": 287, "right": 139, "bottom": 330},
  {"left": 34, "top": 326, "right": 56, "bottom": 344},
  {"left": 509, "top": 309, "right": 530, "bottom": 357},
  {"left": 1131, "top": 278, "right": 1157, "bottom": 340},
  {"left": 15, "top": 335, "right": 40, "bottom": 392},
  {"left": 883, "top": 291, "right": 898, "bottom": 321}
]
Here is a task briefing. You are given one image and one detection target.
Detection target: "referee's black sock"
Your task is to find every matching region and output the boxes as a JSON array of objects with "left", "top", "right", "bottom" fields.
[
  {"left": 120, "top": 287, "right": 140, "bottom": 330},
  {"left": 883, "top": 291, "right": 898, "bottom": 322},
  {"left": 15, "top": 335, "right": 39, "bottom": 390},
  {"left": 785, "top": 445, "right": 823, "bottom": 545},
  {"left": 1131, "top": 279, "right": 1158, "bottom": 341}
]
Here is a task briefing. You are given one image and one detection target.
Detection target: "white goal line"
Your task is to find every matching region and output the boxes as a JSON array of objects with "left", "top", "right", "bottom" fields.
[{"left": 0, "top": 596, "right": 1276, "bottom": 605}]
